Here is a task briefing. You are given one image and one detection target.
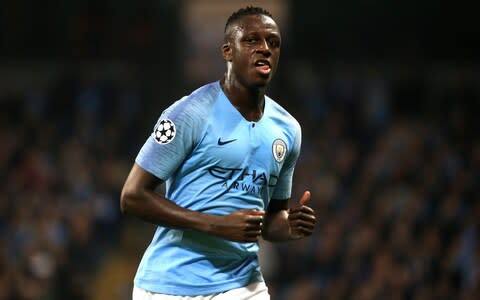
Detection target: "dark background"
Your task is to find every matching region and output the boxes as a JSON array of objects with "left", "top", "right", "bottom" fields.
[
  {"left": 0, "top": 1, "right": 478, "bottom": 299},
  {"left": 1, "top": 1, "right": 478, "bottom": 60}
]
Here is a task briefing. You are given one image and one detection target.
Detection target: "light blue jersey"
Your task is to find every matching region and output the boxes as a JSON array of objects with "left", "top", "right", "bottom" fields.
[{"left": 134, "top": 81, "right": 301, "bottom": 296}]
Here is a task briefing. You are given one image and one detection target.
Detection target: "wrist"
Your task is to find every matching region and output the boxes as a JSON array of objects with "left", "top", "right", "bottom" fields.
[
  {"left": 190, "top": 212, "right": 220, "bottom": 235},
  {"left": 262, "top": 210, "right": 291, "bottom": 242}
]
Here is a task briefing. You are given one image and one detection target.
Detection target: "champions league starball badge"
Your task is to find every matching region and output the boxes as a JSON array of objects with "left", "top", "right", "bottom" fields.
[
  {"left": 272, "top": 138, "right": 287, "bottom": 162},
  {"left": 153, "top": 119, "right": 176, "bottom": 144}
]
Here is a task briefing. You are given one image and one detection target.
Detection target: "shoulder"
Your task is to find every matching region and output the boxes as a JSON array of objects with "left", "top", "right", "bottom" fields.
[
  {"left": 150, "top": 82, "right": 221, "bottom": 147},
  {"left": 186, "top": 81, "right": 221, "bottom": 106},
  {"left": 266, "top": 95, "right": 301, "bottom": 134},
  {"left": 163, "top": 82, "right": 221, "bottom": 121}
]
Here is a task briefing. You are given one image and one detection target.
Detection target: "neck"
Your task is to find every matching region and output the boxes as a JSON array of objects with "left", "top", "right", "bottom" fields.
[{"left": 220, "top": 76, "right": 266, "bottom": 122}]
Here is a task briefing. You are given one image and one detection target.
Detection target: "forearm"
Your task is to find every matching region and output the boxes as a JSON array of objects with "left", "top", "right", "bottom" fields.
[
  {"left": 121, "top": 187, "right": 266, "bottom": 243},
  {"left": 121, "top": 187, "right": 216, "bottom": 234},
  {"left": 121, "top": 164, "right": 267, "bottom": 243},
  {"left": 261, "top": 210, "right": 292, "bottom": 242}
]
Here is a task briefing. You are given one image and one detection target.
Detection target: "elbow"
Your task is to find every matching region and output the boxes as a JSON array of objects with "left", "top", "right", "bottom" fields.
[{"left": 120, "top": 186, "right": 136, "bottom": 214}]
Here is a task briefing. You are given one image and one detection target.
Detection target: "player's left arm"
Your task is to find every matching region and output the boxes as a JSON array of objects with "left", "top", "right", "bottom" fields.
[
  {"left": 262, "top": 191, "right": 316, "bottom": 242},
  {"left": 262, "top": 117, "right": 315, "bottom": 241}
]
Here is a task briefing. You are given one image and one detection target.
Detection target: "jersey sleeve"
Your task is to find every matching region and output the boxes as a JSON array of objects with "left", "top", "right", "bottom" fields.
[
  {"left": 271, "top": 122, "right": 302, "bottom": 200},
  {"left": 135, "top": 96, "right": 204, "bottom": 181}
]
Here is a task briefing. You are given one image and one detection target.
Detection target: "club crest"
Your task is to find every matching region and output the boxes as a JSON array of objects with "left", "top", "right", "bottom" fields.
[{"left": 272, "top": 139, "right": 287, "bottom": 163}]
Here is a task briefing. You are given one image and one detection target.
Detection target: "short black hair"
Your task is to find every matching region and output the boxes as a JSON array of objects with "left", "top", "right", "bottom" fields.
[{"left": 224, "top": 6, "right": 274, "bottom": 34}]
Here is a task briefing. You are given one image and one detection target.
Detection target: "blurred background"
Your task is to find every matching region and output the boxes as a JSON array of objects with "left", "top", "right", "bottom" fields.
[{"left": 0, "top": 0, "right": 478, "bottom": 299}]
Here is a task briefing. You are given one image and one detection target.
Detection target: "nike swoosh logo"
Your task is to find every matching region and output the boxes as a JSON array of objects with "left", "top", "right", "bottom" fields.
[{"left": 217, "top": 138, "right": 237, "bottom": 145}]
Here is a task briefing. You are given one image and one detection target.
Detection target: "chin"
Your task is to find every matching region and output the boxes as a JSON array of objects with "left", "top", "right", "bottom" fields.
[
  {"left": 242, "top": 73, "right": 272, "bottom": 90},
  {"left": 253, "top": 76, "right": 272, "bottom": 88},
  {"left": 250, "top": 81, "right": 268, "bottom": 91}
]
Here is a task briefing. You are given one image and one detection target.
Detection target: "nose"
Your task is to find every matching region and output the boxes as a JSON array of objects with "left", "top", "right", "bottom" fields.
[{"left": 256, "top": 39, "right": 271, "bottom": 56}]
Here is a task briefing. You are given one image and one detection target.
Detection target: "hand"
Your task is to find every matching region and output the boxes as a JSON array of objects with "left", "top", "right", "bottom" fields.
[
  {"left": 288, "top": 191, "right": 316, "bottom": 240},
  {"left": 210, "top": 209, "right": 265, "bottom": 243}
]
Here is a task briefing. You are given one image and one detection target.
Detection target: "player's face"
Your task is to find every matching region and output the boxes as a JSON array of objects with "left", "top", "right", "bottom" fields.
[{"left": 224, "top": 15, "right": 281, "bottom": 88}]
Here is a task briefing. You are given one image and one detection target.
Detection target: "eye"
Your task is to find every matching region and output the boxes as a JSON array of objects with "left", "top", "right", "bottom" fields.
[
  {"left": 268, "top": 38, "right": 280, "bottom": 48},
  {"left": 243, "top": 34, "right": 260, "bottom": 44}
]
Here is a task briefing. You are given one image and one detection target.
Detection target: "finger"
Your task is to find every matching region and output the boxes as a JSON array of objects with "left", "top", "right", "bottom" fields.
[
  {"left": 246, "top": 230, "right": 262, "bottom": 237},
  {"left": 244, "top": 231, "right": 262, "bottom": 242},
  {"left": 296, "top": 226, "right": 314, "bottom": 236},
  {"left": 249, "top": 210, "right": 266, "bottom": 216},
  {"left": 289, "top": 213, "right": 316, "bottom": 224},
  {"left": 245, "top": 221, "right": 263, "bottom": 230},
  {"left": 290, "top": 219, "right": 316, "bottom": 230},
  {"left": 246, "top": 217, "right": 264, "bottom": 226},
  {"left": 240, "top": 209, "right": 265, "bottom": 216},
  {"left": 299, "top": 227, "right": 314, "bottom": 235},
  {"left": 246, "top": 211, "right": 264, "bottom": 220},
  {"left": 238, "top": 209, "right": 265, "bottom": 213},
  {"left": 290, "top": 206, "right": 315, "bottom": 215},
  {"left": 289, "top": 207, "right": 316, "bottom": 219},
  {"left": 299, "top": 190, "right": 311, "bottom": 206}
]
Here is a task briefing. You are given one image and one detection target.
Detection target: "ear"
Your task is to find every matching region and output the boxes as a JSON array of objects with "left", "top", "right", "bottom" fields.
[{"left": 222, "top": 42, "right": 232, "bottom": 61}]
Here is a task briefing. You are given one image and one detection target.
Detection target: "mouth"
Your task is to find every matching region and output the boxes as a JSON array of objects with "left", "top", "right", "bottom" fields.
[{"left": 254, "top": 59, "right": 271, "bottom": 75}]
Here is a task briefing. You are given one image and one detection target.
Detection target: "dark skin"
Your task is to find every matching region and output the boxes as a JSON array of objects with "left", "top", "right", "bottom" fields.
[
  {"left": 120, "top": 14, "right": 316, "bottom": 243},
  {"left": 221, "top": 14, "right": 281, "bottom": 121}
]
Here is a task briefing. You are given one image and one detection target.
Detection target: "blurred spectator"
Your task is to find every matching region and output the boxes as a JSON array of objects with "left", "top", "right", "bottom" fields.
[{"left": 0, "top": 60, "right": 478, "bottom": 300}]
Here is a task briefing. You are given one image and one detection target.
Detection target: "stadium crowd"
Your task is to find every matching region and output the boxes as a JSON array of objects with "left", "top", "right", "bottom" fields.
[{"left": 0, "top": 61, "right": 478, "bottom": 300}]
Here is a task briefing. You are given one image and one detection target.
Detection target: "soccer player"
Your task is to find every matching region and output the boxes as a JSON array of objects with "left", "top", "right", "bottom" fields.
[{"left": 120, "top": 6, "right": 316, "bottom": 300}]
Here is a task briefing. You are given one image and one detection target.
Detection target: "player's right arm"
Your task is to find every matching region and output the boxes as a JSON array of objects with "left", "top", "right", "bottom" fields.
[{"left": 120, "top": 163, "right": 264, "bottom": 243}]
